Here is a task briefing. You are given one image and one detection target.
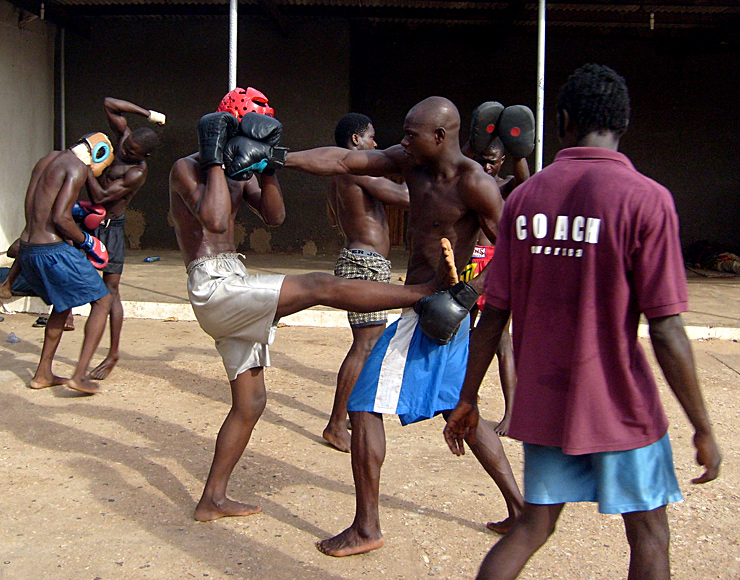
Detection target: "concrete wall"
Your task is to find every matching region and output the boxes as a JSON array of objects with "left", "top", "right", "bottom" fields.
[
  {"left": 64, "top": 15, "right": 350, "bottom": 255},
  {"left": 0, "top": 1, "right": 55, "bottom": 260}
]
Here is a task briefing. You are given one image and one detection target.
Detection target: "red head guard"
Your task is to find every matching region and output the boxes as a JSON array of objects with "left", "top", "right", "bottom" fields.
[{"left": 217, "top": 87, "right": 274, "bottom": 120}]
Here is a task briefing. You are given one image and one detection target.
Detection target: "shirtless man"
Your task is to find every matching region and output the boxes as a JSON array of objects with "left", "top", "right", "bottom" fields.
[
  {"left": 284, "top": 96, "right": 524, "bottom": 556},
  {"left": 17, "top": 133, "right": 114, "bottom": 394},
  {"left": 83, "top": 97, "right": 164, "bottom": 380},
  {"left": 169, "top": 89, "right": 454, "bottom": 522},
  {"left": 462, "top": 132, "right": 531, "bottom": 437},
  {"left": 323, "top": 112, "right": 410, "bottom": 452}
]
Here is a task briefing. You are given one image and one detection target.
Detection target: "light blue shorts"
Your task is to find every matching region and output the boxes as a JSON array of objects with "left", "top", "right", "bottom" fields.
[{"left": 523, "top": 433, "right": 683, "bottom": 514}]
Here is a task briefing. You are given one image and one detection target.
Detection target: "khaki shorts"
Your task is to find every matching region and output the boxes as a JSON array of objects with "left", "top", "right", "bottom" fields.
[{"left": 187, "top": 253, "right": 285, "bottom": 380}]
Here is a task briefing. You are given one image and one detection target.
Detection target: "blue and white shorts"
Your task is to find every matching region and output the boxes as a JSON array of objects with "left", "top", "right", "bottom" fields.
[
  {"left": 523, "top": 433, "right": 683, "bottom": 514},
  {"left": 347, "top": 308, "right": 470, "bottom": 425}
]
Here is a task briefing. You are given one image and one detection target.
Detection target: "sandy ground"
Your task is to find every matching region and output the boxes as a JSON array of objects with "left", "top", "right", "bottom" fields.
[{"left": 0, "top": 313, "right": 738, "bottom": 580}]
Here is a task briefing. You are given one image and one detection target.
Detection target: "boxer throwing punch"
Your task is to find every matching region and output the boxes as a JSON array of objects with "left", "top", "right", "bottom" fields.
[
  {"left": 284, "top": 96, "right": 528, "bottom": 557},
  {"left": 18, "top": 133, "right": 114, "bottom": 394},
  {"left": 169, "top": 88, "right": 455, "bottom": 523},
  {"left": 84, "top": 97, "right": 164, "bottom": 380}
]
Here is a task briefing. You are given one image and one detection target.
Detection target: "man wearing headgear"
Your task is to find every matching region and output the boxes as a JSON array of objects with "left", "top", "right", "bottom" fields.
[
  {"left": 170, "top": 87, "right": 455, "bottom": 523},
  {"left": 16, "top": 132, "right": 115, "bottom": 394},
  {"left": 83, "top": 97, "right": 164, "bottom": 381}
]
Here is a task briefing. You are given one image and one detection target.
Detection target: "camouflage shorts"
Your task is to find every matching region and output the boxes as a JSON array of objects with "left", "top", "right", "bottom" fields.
[{"left": 334, "top": 248, "right": 392, "bottom": 327}]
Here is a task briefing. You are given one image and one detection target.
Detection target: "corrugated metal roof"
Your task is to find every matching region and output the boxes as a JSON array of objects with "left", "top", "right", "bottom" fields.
[{"left": 11, "top": 0, "right": 740, "bottom": 34}]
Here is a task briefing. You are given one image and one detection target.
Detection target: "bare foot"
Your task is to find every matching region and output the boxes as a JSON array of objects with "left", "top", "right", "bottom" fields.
[
  {"left": 494, "top": 415, "right": 511, "bottom": 437},
  {"left": 28, "top": 375, "right": 68, "bottom": 390},
  {"left": 194, "top": 498, "right": 262, "bottom": 522},
  {"left": 64, "top": 313, "right": 75, "bottom": 331},
  {"left": 66, "top": 377, "right": 100, "bottom": 395},
  {"left": 486, "top": 516, "right": 516, "bottom": 535},
  {"left": 0, "top": 281, "right": 12, "bottom": 300},
  {"left": 316, "top": 527, "right": 384, "bottom": 557},
  {"left": 322, "top": 425, "right": 351, "bottom": 453},
  {"left": 89, "top": 355, "right": 118, "bottom": 380}
]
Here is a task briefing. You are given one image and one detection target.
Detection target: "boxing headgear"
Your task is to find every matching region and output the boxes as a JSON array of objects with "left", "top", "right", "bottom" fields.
[
  {"left": 71, "top": 132, "right": 114, "bottom": 177},
  {"left": 217, "top": 87, "right": 274, "bottom": 120}
]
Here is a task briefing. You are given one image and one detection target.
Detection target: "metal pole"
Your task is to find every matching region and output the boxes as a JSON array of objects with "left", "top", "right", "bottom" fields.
[
  {"left": 229, "top": 0, "right": 238, "bottom": 90},
  {"left": 60, "top": 27, "right": 65, "bottom": 149},
  {"left": 535, "top": 0, "right": 546, "bottom": 172}
]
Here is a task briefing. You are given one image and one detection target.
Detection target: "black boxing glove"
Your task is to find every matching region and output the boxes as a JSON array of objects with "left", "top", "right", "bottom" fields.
[
  {"left": 239, "top": 112, "right": 283, "bottom": 147},
  {"left": 198, "top": 112, "right": 240, "bottom": 168},
  {"left": 413, "top": 281, "right": 480, "bottom": 346},
  {"left": 223, "top": 136, "right": 288, "bottom": 181}
]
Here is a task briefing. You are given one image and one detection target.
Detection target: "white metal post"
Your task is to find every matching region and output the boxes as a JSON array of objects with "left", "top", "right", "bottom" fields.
[
  {"left": 535, "top": 0, "right": 546, "bottom": 172},
  {"left": 229, "top": 0, "right": 238, "bottom": 90}
]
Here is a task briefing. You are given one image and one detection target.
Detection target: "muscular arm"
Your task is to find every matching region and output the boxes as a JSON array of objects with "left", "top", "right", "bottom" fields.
[
  {"left": 170, "top": 159, "right": 231, "bottom": 234},
  {"left": 51, "top": 172, "right": 89, "bottom": 245},
  {"left": 285, "top": 146, "right": 403, "bottom": 177},
  {"left": 460, "top": 171, "right": 505, "bottom": 293},
  {"left": 648, "top": 314, "right": 721, "bottom": 483},
  {"left": 443, "top": 305, "right": 511, "bottom": 454},
  {"left": 243, "top": 173, "right": 286, "bottom": 227},
  {"left": 355, "top": 175, "right": 409, "bottom": 207},
  {"left": 86, "top": 164, "right": 146, "bottom": 205},
  {"left": 104, "top": 97, "right": 152, "bottom": 139},
  {"left": 499, "top": 158, "right": 531, "bottom": 198}
]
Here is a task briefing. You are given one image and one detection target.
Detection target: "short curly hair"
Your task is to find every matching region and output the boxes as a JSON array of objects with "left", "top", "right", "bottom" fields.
[
  {"left": 334, "top": 113, "right": 373, "bottom": 148},
  {"left": 556, "top": 64, "right": 630, "bottom": 140}
]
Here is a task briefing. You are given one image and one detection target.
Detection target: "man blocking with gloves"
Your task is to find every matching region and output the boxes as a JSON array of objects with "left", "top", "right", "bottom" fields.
[
  {"left": 16, "top": 133, "right": 115, "bottom": 394},
  {"left": 169, "top": 88, "right": 456, "bottom": 524}
]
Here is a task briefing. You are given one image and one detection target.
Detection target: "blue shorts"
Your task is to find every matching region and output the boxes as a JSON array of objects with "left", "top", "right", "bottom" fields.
[
  {"left": 523, "top": 433, "right": 683, "bottom": 514},
  {"left": 18, "top": 241, "right": 109, "bottom": 312},
  {"left": 347, "top": 308, "right": 470, "bottom": 425}
]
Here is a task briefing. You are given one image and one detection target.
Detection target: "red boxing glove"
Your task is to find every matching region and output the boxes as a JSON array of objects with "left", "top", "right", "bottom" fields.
[
  {"left": 76, "top": 232, "right": 109, "bottom": 269},
  {"left": 72, "top": 201, "right": 107, "bottom": 230}
]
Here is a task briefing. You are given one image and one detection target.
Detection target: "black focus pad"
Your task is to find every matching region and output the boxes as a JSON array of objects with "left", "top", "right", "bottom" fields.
[
  {"left": 470, "top": 101, "right": 505, "bottom": 155},
  {"left": 498, "top": 105, "right": 535, "bottom": 158}
]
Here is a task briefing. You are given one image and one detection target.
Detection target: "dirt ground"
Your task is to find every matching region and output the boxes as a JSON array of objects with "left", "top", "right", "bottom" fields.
[{"left": 0, "top": 313, "right": 738, "bottom": 580}]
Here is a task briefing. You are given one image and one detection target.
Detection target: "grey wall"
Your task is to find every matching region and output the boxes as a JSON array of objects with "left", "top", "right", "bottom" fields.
[
  {"left": 353, "top": 27, "right": 740, "bottom": 253},
  {"left": 62, "top": 16, "right": 739, "bottom": 255},
  {"left": 64, "top": 15, "right": 350, "bottom": 254},
  {"left": 0, "top": 1, "right": 55, "bottom": 257}
]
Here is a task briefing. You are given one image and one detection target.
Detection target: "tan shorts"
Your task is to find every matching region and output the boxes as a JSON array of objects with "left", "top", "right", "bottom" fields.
[{"left": 187, "top": 253, "right": 285, "bottom": 380}]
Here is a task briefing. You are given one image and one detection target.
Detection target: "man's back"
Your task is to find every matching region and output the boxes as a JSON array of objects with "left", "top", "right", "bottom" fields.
[
  {"left": 486, "top": 146, "right": 688, "bottom": 454},
  {"left": 25, "top": 151, "right": 86, "bottom": 244}
]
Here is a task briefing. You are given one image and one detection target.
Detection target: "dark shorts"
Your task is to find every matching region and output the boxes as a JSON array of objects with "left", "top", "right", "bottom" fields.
[
  {"left": 0, "top": 267, "right": 36, "bottom": 296},
  {"left": 93, "top": 214, "right": 126, "bottom": 275},
  {"left": 334, "top": 248, "right": 392, "bottom": 328},
  {"left": 18, "top": 241, "right": 109, "bottom": 311}
]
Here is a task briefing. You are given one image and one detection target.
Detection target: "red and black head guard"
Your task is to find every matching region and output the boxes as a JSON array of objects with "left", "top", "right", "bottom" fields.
[{"left": 217, "top": 87, "right": 274, "bottom": 120}]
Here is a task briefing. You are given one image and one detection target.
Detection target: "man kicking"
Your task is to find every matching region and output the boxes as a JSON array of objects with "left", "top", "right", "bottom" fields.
[
  {"left": 84, "top": 96, "right": 164, "bottom": 380},
  {"left": 169, "top": 89, "right": 455, "bottom": 522},
  {"left": 284, "top": 96, "right": 524, "bottom": 556},
  {"left": 323, "top": 112, "right": 410, "bottom": 452},
  {"left": 18, "top": 133, "right": 114, "bottom": 394}
]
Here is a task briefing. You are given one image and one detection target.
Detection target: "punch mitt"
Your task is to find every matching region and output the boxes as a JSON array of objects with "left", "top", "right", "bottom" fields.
[
  {"left": 470, "top": 101, "right": 504, "bottom": 155},
  {"left": 197, "top": 112, "right": 240, "bottom": 168},
  {"left": 498, "top": 105, "right": 535, "bottom": 158},
  {"left": 223, "top": 136, "right": 288, "bottom": 181},
  {"left": 75, "top": 232, "right": 109, "bottom": 269},
  {"left": 72, "top": 201, "right": 107, "bottom": 231},
  {"left": 239, "top": 112, "right": 283, "bottom": 147},
  {"left": 414, "top": 281, "right": 480, "bottom": 346}
]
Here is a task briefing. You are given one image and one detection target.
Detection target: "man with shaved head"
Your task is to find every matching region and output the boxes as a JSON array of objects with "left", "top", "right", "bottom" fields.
[{"left": 285, "top": 96, "right": 523, "bottom": 556}]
